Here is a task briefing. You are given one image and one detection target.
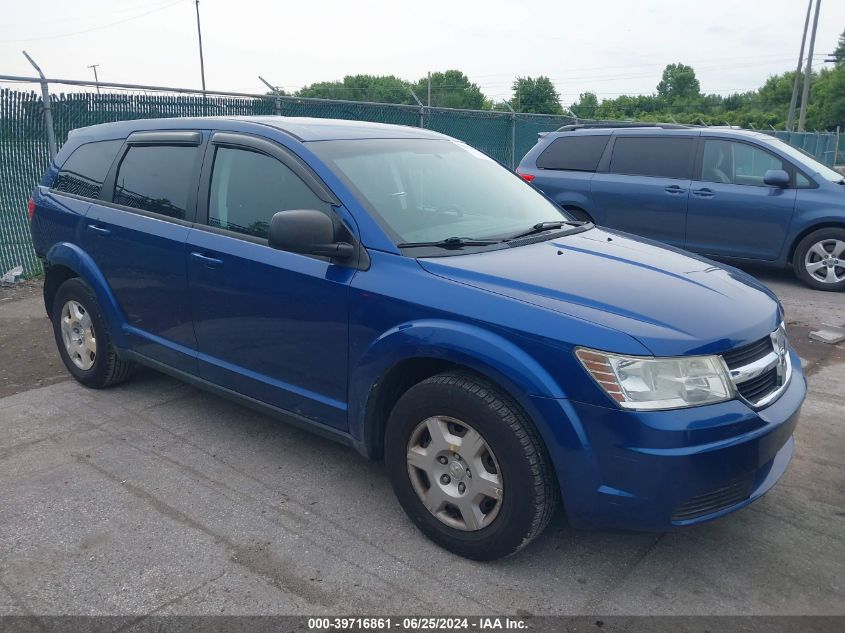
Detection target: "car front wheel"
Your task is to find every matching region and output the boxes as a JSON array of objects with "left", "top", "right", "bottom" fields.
[
  {"left": 793, "top": 228, "right": 845, "bottom": 291},
  {"left": 385, "top": 372, "right": 558, "bottom": 560}
]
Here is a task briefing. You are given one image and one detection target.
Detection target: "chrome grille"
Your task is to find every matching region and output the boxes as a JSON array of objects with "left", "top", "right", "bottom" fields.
[{"left": 721, "top": 325, "right": 791, "bottom": 409}]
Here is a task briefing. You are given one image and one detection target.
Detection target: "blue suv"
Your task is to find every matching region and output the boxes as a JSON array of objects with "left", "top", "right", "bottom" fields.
[
  {"left": 518, "top": 124, "right": 845, "bottom": 291},
  {"left": 29, "top": 117, "right": 806, "bottom": 559}
]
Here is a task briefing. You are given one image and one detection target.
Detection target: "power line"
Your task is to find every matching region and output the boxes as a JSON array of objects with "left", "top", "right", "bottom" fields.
[
  {"left": 465, "top": 53, "right": 830, "bottom": 80},
  {"left": 0, "top": 0, "right": 182, "bottom": 29},
  {"left": 0, "top": 0, "right": 185, "bottom": 43}
]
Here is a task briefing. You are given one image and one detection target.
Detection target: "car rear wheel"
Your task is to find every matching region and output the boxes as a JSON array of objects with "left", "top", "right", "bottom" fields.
[
  {"left": 564, "top": 206, "right": 593, "bottom": 223},
  {"left": 793, "top": 228, "right": 845, "bottom": 291},
  {"left": 385, "top": 371, "right": 557, "bottom": 560},
  {"left": 52, "top": 278, "right": 135, "bottom": 388}
]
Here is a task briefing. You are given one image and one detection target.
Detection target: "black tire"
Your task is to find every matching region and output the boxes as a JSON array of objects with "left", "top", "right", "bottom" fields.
[
  {"left": 385, "top": 371, "right": 558, "bottom": 560},
  {"left": 793, "top": 227, "right": 845, "bottom": 291},
  {"left": 564, "top": 206, "right": 593, "bottom": 223},
  {"left": 51, "top": 277, "right": 135, "bottom": 388}
]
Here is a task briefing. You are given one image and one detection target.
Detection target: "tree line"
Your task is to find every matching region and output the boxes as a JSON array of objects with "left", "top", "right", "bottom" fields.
[{"left": 275, "top": 28, "right": 845, "bottom": 131}]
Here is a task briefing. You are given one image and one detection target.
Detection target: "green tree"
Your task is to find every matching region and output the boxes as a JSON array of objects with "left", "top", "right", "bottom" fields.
[
  {"left": 412, "top": 70, "right": 485, "bottom": 109},
  {"left": 656, "top": 63, "right": 701, "bottom": 103},
  {"left": 510, "top": 76, "right": 563, "bottom": 114},
  {"left": 805, "top": 66, "right": 845, "bottom": 130},
  {"left": 571, "top": 91, "right": 599, "bottom": 118},
  {"left": 296, "top": 74, "right": 414, "bottom": 104},
  {"left": 833, "top": 27, "right": 845, "bottom": 67}
]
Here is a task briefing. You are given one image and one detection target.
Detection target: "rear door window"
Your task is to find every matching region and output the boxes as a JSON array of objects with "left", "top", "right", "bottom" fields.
[
  {"left": 536, "top": 136, "right": 610, "bottom": 171},
  {"left": 608, "top": 137, "right": 694, "bottom": 179},
  {"left": 53, "top": 140, "right": 123, "bottom": 199},
  {"left": 113, "top": 145, "right": 199, "bottom": 219}
]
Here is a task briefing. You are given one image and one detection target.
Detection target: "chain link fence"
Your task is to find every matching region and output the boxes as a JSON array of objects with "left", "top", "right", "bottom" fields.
[{"left": 1, "top": 78, "right": 842, "bottom": 278}]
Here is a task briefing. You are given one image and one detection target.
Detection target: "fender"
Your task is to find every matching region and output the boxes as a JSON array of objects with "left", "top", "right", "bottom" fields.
[
  {"left": 45, "top": 242, "right": 128, "bottom": 348},
  {"left": 782, "top": 212, "right": 845, "bottom": 264},
  {"left": 348, "top": 319, "right": 586, "bottom": 466},
  {"left": 552, "top": 190, "right": 594, "bottom": 214}
]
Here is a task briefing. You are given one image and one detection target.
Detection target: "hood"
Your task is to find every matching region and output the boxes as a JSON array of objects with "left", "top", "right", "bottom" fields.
[{"left": 417, "top": 227, "right": 781, "bottom": 357}]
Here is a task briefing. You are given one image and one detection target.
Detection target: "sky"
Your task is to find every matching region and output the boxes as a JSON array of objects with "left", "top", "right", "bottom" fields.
[{"left": 1, "top": 0, "right": 844, "bottom": 105}]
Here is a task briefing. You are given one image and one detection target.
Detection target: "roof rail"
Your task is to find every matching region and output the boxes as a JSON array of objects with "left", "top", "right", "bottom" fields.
[{"left": 556, "top": 122, "right": 691, "bottom": 131}]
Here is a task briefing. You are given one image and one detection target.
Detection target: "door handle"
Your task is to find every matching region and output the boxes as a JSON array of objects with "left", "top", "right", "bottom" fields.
[
  {"left": 664, "top": 185, "right": 685, "bottom": 194},
  {"left": 190, "top": 252, "right": 224, "bottom": 268},
  {"left": 692, "top": 188, "right": 714, "bottom": 197},
  {"left": 86, "top": 223, "right": 111, "bottom": 236}
]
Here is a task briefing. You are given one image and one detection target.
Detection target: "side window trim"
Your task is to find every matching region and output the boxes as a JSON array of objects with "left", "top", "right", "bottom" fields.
[
  {"left": 127, "top": 130, "right": 202, "bottom": 146},
  {"left": 100, "top": 132, "right": 207, "bottom": 224},
  {"left": 694, "top": 137, "right": 796, "bottom": 188}
]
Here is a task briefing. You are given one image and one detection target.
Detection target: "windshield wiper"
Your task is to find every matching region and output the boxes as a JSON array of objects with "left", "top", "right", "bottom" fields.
[
  {"left": 397, "top": 236, "right": 502, "bottom": 249},
  {"left": 505, "top": 220, "right": 589, "bottom": 241}
]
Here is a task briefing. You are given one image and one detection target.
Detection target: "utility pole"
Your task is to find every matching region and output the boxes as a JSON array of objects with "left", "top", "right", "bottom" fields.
[
  {"left": 798, "top": 0, "right": 822, "bottom": 132},
  {"left": 194, "top": 0, "right": 206, "bottom": 91},
  {"left": 427, "top": 71, "right": 431, "bottom": 107},
  {"left": 786, "top": 0, "right": 813, "bottom": 131},
  {"left": 87, "top": 64, "right": 101, "bottom": 94}
]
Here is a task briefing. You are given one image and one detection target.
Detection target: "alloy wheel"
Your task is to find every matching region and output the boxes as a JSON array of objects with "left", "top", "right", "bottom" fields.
[{"left": 804, "top": 239, "right": 845, "bottom": 285}]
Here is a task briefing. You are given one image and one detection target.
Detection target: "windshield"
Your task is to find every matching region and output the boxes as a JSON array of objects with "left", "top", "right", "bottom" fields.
[
  {"left": 762, "top": 137, "right": 844, "bottom": 183},
  {"left": 310, "top": 139, "right": 570, "bottom": 244}
]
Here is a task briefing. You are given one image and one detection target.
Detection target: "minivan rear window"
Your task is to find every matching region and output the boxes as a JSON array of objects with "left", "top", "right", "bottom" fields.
[
  {"left": 609, "top": 137, "right": 694, "bottom": 179},
  {"left": 53, "top": 140, "right": 123, "bottom": 199},
  {"left": 113, "top": 145, "right": 198, "bottom": 219},
  {"left": 536, "top": 135, "right": 610, "bottom": 172}
]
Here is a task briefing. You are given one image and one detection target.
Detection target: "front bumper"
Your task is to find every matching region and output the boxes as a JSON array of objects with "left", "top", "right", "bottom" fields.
[{"left": 532, "top": 350, "right": 806, "bottom": 531}]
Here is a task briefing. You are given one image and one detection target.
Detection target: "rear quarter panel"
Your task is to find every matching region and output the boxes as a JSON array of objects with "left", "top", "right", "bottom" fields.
[{"left": 531, "top": 170, "right": 595, "bottom": 216}]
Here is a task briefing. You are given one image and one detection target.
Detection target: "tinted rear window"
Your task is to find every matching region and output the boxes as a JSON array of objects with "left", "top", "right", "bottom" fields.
[
  {"left": 113, "top": 145, "right": 198, "bottom": 219},
  {"left": 536, "top": 135, "right": 610, "bottom": 171},
  {"left": 53, "top": 140, "right": 123, "bottom": 199},
  {"left": 609, "top": 137, "right": 694, "bottom": 179}
]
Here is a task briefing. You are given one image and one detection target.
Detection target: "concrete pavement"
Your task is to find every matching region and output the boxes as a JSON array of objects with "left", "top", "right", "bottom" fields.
[{"left": 0, "top": 271, "right": 843, "bottom": 616}]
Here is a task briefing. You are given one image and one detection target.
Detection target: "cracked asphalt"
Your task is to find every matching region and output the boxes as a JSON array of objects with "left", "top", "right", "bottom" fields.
[{"left": 0, "top": 268, "right": 843, "bottom": 616}]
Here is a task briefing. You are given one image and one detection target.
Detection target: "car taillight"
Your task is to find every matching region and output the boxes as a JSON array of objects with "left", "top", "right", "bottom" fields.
[
  {"left": 517, "top": 172, "right": 535, "bottom": 182},
  {"left": 27, "top": 198, "right": 36, "bottom": 222}
]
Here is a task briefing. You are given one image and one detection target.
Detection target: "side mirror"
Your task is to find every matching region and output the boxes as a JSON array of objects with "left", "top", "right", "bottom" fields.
[
  {"left": 763, "top": 169, "right": 790, "bottom": 188},
  {"left": 268, "top": 209, "right": 355, "bottom": 260}
]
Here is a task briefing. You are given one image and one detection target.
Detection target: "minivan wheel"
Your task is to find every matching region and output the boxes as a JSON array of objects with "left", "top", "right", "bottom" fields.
[
  {"left": 564, "top": 206, "right": 593, "bottom": 223},
  {"left": 52, "top": 278, "right": 135, "bottom": 388},
  {"left": 385, "top": 372, "right": 557, "bottom": 560},
  {"left": 793, "top": 228, "right": 845, "bottom": 291}
]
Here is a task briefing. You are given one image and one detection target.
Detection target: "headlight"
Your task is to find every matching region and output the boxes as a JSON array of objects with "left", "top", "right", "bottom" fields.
[{"left": 575, "top": 348, "right": 734, "bottom": 411}]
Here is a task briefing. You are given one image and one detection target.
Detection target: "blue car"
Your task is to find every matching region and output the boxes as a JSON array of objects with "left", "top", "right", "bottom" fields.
[
  {"left": 517, "top": 124, "right": 845, "bottom": 291},
  {"left": 29, "top": 117, "right": 805, "bottom": 560}
]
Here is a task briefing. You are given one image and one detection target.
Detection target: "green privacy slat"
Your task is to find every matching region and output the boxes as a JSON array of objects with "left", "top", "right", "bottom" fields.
[{"left": 1, "top": 89, "right": 840, "bottom": 278}]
